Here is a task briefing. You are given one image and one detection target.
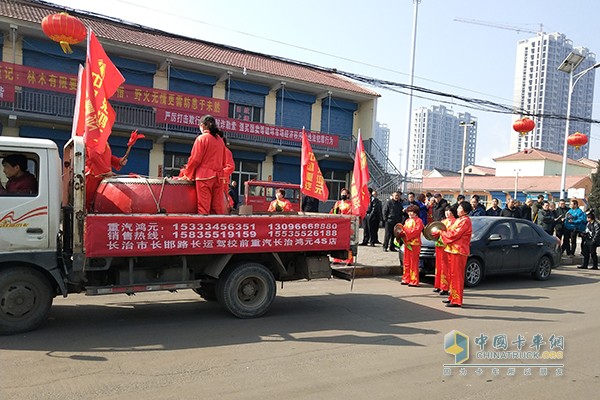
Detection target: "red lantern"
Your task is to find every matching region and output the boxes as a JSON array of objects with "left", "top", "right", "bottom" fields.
[
  {"left": 513, "top": 117, "right": 536, "bottom": 137},
  {"left": 41, "top": 13, "right": 87, "bottom": 54},
  {"left": 567, "top": 132, "right": 588, "bottom": 150}
]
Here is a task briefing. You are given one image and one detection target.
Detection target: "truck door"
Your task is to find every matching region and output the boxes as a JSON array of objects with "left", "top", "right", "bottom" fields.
[{"left": 0, "top": 150, "right": 50, "bottom": 251}]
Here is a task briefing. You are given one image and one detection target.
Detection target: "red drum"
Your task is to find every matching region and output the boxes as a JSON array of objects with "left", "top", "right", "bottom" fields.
[{"left": 93, "top": 177, "right": 197, "bottom": 214}]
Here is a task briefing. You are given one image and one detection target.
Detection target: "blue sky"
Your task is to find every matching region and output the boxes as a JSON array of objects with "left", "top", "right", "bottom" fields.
[{"left": 47, "top": 0, "right": 600, "bottom": 168}]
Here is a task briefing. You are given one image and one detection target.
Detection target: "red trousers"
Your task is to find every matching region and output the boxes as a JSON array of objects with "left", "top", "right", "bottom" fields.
[
  {"left": 447, "top": 253, "right": 467, "bottom": 306},
  {"left": 85, "top": 174, "right": 102, "bottom": 211},
  {"left": 402, "top": 245, "right": 421, "bottom": 286},
  {"left": 195, "top": 177, "right": 225, "bottom": 214},
  {"left": 434, "top": 246, "right": 449, "bottom": 291}
]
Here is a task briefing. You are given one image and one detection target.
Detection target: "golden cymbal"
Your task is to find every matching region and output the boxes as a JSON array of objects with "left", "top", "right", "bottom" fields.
[{"left": 423, "top": 221, "right": 447, "bottom": 241}]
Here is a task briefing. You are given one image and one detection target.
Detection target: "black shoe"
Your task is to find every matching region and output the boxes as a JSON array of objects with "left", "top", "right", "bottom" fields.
[
  {"left": 445, "top": 303, "right": 462, "bottom": 308},
  {"left": 389, "top": 248, "right": 397, "bottom": 252},
  {"left": 359, "top": 242, "right": 368, "bottom": 246},
  {"left": 433, "top": 288, "right": 441, "bottom": 293},
  {"left": 369, "top": 243, "right": 375, "bottom": 247},
  {"left": 442, "top": 299, "right": 450, "bottom": 304},
  {"left": 408, "top": 284, "right": 419, "bottom": 287},
  {"left": 577, "top": 265, "right": 588, "bottom": 269},
  {"left": 439, "top": 290, "right": 449, "bottom": 296},
  {"left": 374, "top": 241, "right": 382, "bottom": 244},
  {"left": 590, "top": 266, "right": 598, "bottom": 270},
  {"left": 401, "top": 281, "right": 408, "bottom": 285},
  {"left": 383, "top": 248, "right": 388, "bottom": 252}
]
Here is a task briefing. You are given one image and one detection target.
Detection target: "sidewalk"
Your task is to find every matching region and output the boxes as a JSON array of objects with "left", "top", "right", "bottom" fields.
[{"left": 333, "top": 228, "right": 583, "bottom": 278}]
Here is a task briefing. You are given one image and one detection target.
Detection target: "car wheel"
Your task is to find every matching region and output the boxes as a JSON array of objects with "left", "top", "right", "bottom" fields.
[
  {"left": 464, "top": 258, "right": 483, "bottom": 287},
  {"left": 532, "top": 256, "right": 552, "bottom": 281}
]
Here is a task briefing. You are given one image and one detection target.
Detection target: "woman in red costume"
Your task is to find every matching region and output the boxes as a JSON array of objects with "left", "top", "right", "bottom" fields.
[
  {"left": 268, "top": 189, "right": 293, "bottom": 212},
  {"left": 434, "top": 201, "right": 472, "bottom": 308},
  {"left": 180, "top": 115, "right": 228, "bottom": 214},
  {"left": 398, "top": 204, "right": 424, "bottom": 286},
  {"left": 330, "top": 188, "right": 353, "bottom": 264},
  {"left": 433, "top": 205, "right": 456, "bottom": 295}
]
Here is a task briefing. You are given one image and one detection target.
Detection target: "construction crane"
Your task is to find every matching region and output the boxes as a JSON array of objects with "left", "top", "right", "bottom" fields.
[
  {"left": 453, "top": 18, "right": 544, "bottom": 35},
  {"left": 455, "top": 18, "right": 546, "bottom": 152}
]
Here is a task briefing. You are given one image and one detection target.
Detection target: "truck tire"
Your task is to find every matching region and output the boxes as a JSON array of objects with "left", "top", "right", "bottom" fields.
[
  {"left": 0, "top": 267, "right": 53, "bottom": 335},
  {"left": 217, "top": 262, "right": 276, "bottom": 318}
]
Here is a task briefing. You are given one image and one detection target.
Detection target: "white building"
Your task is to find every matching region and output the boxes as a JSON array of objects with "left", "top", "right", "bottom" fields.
[
  {"left": 409, "top": 105, "right": 477, "bottom": 173},
  {"left": 373, "top": 121, "right": 390, "bottom": 170},
  {"left": 511, "top": 32, "right": 596, "bottom": 159}
]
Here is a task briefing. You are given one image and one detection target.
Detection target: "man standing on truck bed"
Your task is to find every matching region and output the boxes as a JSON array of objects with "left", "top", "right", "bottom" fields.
[
  {"left": 180, "top": 115, "right": 228, "bottom": 214},
  {"left": 85, "top": 143, "right": 127, "bottom": 209}
]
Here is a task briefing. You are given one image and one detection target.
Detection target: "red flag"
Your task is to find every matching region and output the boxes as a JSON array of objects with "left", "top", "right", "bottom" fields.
[
  {"left": 350, "top": 130, "right": 370, "bottom": 217},
  {"left": 83, "top": 30, "right": 125, "bottom": 154},
  {"left": 127, "top": 129, "right": 145, "bottom": 147},
  {"left": 71, "top": 64, "right": 86, "bottom": 137},
  {"left": 300, "top": 128, "right": 329, "bottom": 201}
]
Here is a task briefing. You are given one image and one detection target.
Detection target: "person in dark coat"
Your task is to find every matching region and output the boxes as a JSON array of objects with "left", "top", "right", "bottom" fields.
[
  {"left": 302, "top": 195, "right": 319, "bottom": 212},
  {"left": 537, "top": 201, "right": 556, "bottom": 235},
  {"left": 554, "top": 199, "right": 569, "bottom": 254},
  {"left": 500, "top": 199, "right": 522, "bottom": 218},
  {"left": 531, "top": 194, "right": 545, "bottom": 223},
  {"left": 519, "top": 198, "right": 533, "bottom": 221},
  {"left": 468, "top": 194, "right": 486, "bottom": 216},
  {"left": 578, "top": 212, "right": 600, "bottom": 270},
  {"left": 486, "top": 198, "right": 502, "bottom": 216},
  {"left": 228, "top": 181, "right": 239, "bottom": 209},
  {"left": 360, "top": 189, "right": 383, "bottom": 246},
  {"left": 432, "top": 193, "right": 448, "bottom": 221},
  {"left": 382, "top": 191, "right": 404, "bottom": 252}
]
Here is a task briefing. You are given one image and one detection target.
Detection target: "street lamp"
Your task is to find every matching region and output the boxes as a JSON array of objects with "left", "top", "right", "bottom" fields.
[
  {"left": 557, "top": 51, "right": 600, "bottom": 200},
  {"left": 459, "top": 120, "right": 476, "bottom": 196},
  {"left": 514, "top": 169, "right": 520, "bottom": 199}
]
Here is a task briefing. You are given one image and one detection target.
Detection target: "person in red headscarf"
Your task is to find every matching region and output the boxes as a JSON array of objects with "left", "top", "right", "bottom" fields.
[{"left": 179, "top": 115, "right": 228, "bottom": 214}]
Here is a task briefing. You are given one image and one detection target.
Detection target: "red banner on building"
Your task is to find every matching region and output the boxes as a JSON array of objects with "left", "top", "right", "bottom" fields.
[
  {"left": 0, "top": 61, "right": 228, "bottom": 117},
  {"left": 84, "top": 214, "right": 352, "bottom": 258},
  {"left": 0, "top": 82, "right": 15, "bottom": 102},
  {"left": 156, "top": 109, "right": 339, "bottom": 148}
]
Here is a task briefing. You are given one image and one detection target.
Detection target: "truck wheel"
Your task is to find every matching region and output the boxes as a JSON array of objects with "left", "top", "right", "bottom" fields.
[
  {"left": 0, "top": 267, "right": 53, "bottom": 335},
  {"left": 217, "top": 263, "right": 276, "bottom": 318},
  {"left": 192, "top": 282, "right": 217, "bottom": 301}
]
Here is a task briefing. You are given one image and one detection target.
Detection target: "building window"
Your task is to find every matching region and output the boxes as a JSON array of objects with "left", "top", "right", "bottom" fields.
[
  {"left": 163, "top": 152, "right": 189, "bottom": 177},
  {"left": 234, "top": 160, "right": 261, "bottom": 196},
  {"left": 322, "top": 169, "right": 348, "bottom": 200},
  {"left": 229, "top": 103, "right": 263, "bottom": 122}
]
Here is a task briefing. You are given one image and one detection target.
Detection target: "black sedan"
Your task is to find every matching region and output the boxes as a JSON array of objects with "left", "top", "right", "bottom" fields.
[{"left": 408, "top": 216, "right": 561, "bottom": 287}]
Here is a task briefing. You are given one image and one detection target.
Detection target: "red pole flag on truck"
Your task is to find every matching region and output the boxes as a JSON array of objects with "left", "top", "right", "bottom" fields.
[
  {"left": 350, "top": 130, "right": 370, "bottom": 217},
  {"left": 83, "top": 30, "right": 125, "bottom": 154},
  {"left": 300, "top": 128, "right": 329, "bottom": 201}
]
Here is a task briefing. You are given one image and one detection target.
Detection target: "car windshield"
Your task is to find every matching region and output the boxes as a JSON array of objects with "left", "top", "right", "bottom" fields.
[{"left": 471, "top": 218, "right": 496, "bottom": 241}]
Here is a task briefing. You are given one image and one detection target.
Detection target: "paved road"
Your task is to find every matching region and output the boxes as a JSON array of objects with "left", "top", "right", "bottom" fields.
[{"left": 1, "top": 262, "right": 598, "bottom": 400}]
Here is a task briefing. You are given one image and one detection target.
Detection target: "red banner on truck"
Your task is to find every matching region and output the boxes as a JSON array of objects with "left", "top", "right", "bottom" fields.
[{"left": 84, "top": 214, "right": 352, "bottom": 258}]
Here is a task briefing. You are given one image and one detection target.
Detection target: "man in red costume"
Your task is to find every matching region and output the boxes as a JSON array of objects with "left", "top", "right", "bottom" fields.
[
  {"left": 179, "top": 115, "right": 227, "bottom": 214},
  {"left": 433, "top": 205, "right": 456, "bottom": 295},
  {"left": 398, "top": 204, "right": 424, "bottom": 286},
  {"left": 85, "top": 143, "right": 126, "bottom": 210},
  {"left": 435, "top": 201, "right": 472, "bottom": 308}
]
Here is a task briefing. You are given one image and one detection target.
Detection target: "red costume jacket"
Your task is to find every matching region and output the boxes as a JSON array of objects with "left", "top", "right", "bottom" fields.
[
  {"left": 180, "top": 131, "right": 226, "bottom": 180},
  {"left": 268, "top": 198, "right": 293, "bottom": 212},
  {"left": 441, "top": 215, "right": 472, "bottom": 256},
  {"left": 331, "top": 199, "right": 352, "bottom": 215},
  {"left": 400, "top": 216, "right": 424, "bottom": 247}
]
